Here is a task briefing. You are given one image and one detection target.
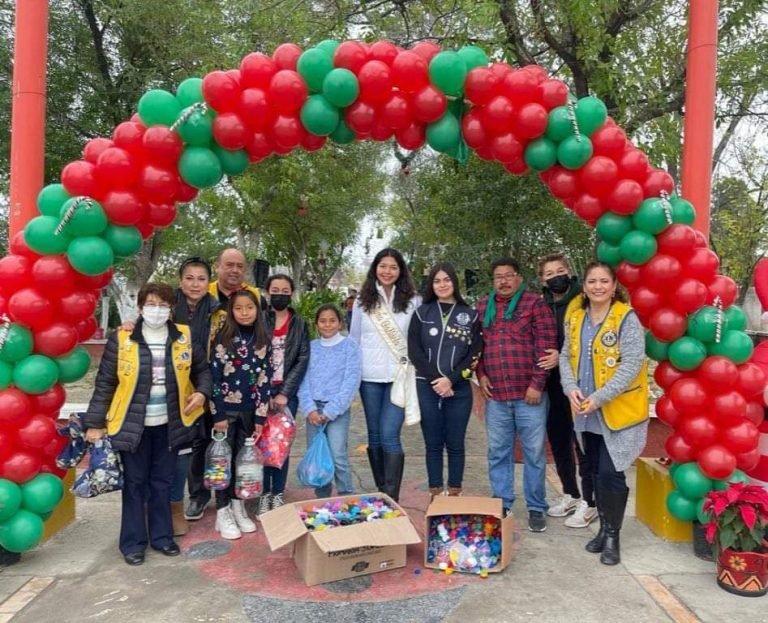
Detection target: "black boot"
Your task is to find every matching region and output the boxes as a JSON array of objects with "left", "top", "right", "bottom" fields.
[
  {"left": 383, "top": 452, "right": 405, "bottom": 502},
  {"left": 600, "top": 486, "right": 629, "bottom": 566},
  {"left": 585, "top": 486, "right": 605, "bottom": 554},
  {"left": 692, "top": 520, "right": 714, "bottom": 561},
  {"left": 367, "top": 447, "right": 386, "bottom": 491}
]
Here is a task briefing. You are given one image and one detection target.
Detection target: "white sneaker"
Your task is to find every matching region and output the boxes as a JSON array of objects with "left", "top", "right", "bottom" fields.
[
  {"left": 547, "top": 494, "right": 578, "bottom": 517},
  {"left": 565, "top": 500, "right": 598, "bottom": 528},
  {"left": 215, "top": 506, "right": 242, "bottom": 540},
  {"left": 230, "top": 499, "right": 257, "bottom": 533},
  {"left": 256, "top": 494, "right": 272, "bottom": 517},
  {"left": 271, "top": 492, "right": 285, "bottom": 510}
]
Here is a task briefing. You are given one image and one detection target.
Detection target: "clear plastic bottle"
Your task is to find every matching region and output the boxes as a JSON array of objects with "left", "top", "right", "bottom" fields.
[
  {"left": 203, "top": 431, "right": 232, "bottom": 490},
  {"left": 234, "top": 437, "right": 263, "bottom": 499}
]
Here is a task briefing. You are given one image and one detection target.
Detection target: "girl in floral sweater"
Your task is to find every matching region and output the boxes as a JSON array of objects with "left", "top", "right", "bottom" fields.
[{"left": 210, "top": 290, "right": 273, "bottom": 539}]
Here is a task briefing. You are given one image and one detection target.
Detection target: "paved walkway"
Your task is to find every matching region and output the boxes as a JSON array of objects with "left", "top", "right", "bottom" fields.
[{"left": 1, "top": 401, "right": 766, "bottom": 622}]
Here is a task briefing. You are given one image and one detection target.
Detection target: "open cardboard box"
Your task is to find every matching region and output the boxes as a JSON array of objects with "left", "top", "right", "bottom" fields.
[
  {"left": 424, "top": 495, "right": 515, "bottom": 574},
  {"left": 260, "top": 493, "right": 421, "bottom": 586}
]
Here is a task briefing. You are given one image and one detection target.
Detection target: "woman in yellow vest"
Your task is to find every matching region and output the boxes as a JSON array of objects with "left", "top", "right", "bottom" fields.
[
  {"left": 559, "top": 262, "right": 648, "bottom": 566},
  {"left": 84, "top": 283, "right": 212, "bottom": 566}
]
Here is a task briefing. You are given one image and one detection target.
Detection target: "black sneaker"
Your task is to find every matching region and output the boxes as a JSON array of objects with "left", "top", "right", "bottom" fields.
[
  {"left": 185, "top": 499, "right": 207, "bottom": 521},
  {"left": 528, "top": 510, "right": 547, "bottom": 532}
]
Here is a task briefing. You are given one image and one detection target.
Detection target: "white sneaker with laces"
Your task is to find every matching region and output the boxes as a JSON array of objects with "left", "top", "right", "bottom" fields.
[
  {"left": 271, "top": 492, "right": 285, "bottom": 510},
  {"left": 230, "top": 499, "right": 257, "bottom": 533},
  {"left": 215, "top": 506, "right": 242, "bottom": 540},
  {"left": 256, "top": 494, "right": 272, "bottom": 517},
  {"left": 564, "top": 500, "right": 598, "bottom": 528},
  {"left": 547, "top": 494, "right": 578, "bottom": 517}
]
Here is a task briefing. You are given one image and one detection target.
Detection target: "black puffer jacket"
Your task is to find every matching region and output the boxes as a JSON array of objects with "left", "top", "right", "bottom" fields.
[
  {"left": 264, "top": 308, "right": 310, "bottom": 400},
  {"left": 84, "top": 320, "right": 213, "bottom": 452}
]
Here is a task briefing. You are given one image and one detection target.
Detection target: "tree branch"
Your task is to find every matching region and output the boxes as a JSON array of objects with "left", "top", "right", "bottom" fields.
[
  {"left": 497, "top": 0, "right": 536, "bottom": 65},
  {"left": 712, "top": 91, "right": 758, "bottom": 172}
]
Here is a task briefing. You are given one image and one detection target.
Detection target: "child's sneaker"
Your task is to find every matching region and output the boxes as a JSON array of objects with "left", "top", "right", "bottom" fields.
[
  {"left": 547, "top": 494, "right": 578, "bottom": 517},
  {"left": 271, "top": 492, "right": 285, "bottom": 510},
  {"left": 564, "top": 500, "right": 598, "bottom": 528},
  {"left": 256, "top": 494, "right": 272, "bottom": 517},
  {"left": 230, "top": 500, "right": 257, "bottom": 533},
  {"left": 215, "top": 506, "right": 241, "bottom": 540}
]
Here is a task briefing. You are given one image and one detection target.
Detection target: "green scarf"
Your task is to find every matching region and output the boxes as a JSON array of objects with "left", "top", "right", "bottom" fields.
[{"left": 483, "top": 287, "right": 525, "bottom": 329}]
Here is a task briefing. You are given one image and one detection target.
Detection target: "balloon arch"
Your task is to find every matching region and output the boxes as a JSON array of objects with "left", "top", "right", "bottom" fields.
[{"left": 0, "top": 40, "right": 762, "bottom": 552}]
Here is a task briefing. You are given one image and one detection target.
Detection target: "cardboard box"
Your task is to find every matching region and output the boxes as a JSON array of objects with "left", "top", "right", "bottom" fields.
[
  {"left": 424, "top": 495, "right": 515, "bottom": 574},
  {"left": 260, "top": 493, "right": 421, "bottom": 586}
]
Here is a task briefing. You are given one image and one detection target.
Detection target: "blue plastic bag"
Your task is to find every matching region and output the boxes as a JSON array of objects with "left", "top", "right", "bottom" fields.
[{"left": 297, "top": 425, "right": 334, "bottom": 488}]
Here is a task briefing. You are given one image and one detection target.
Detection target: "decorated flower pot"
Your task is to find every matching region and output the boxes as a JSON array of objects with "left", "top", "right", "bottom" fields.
[{"left": 716, "top": 548, "right": 768, "bottom": 597}]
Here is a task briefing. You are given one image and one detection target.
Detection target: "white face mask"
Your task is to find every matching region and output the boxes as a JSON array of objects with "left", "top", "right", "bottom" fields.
[{"left": 142, "top": 305, "right": 171, "bottom": 328}]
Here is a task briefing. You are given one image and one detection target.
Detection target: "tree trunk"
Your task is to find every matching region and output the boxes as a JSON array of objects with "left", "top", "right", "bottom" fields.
[{"left": 107, "top": 274, "right": 140, "bottom": 322}]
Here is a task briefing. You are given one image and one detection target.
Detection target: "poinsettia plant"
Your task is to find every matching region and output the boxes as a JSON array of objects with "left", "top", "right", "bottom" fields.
[{"left": 703, "top": 482, "right": 768, "bottom": 554}]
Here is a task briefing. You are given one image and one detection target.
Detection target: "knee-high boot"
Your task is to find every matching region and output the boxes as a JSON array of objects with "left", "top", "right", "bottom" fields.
[
  {"left": 585, "top": 485, "right": 606, "bottom": 553},
  {"left": 383, "top": 452, "right": 405, "bottom": 502},
  {"left": 600, "top": 486, "right": 629, "bottom": 566},
  {"left": 366, "top": 447, "right": 385, "bottom": 491}
]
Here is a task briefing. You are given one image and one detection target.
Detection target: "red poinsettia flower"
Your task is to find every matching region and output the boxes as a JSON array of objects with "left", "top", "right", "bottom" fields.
[{"left": 740, "top": 504, "right": 757, "bottom": 530}]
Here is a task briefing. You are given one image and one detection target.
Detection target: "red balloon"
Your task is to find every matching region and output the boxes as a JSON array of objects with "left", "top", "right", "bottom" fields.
[
  {"left": 30, "top": 256, "right": 77, "bottom": 298},
  {"left": 736, "top": 363, "right": 766, "bottom": 399},
  {"left": 333, "top": 41, "right": 368, "bottom": 73},
  {"left": 369, "top": 117, "right": 394, "bottom": 142},
  {"left": 693, "top": 230, "right": 708, "bottom": 248},
  {"left": 669, "top": 278, "right": 708, "bottom": 314},
  {"left": 681, "top": 248, "right": 719, "bottom": 283},
  {"left": 680, "top": 414, "right": 719, "bottom": 448},
  {"left": 9, "top": 231, "right": 41, "bottom": 261},
  {"left": 212, "top": 112, "right": 250, "bottom": 150},
  {"left": 33, "top": 322, "right": 78, "bottom": 357},
  {"left": 0, "top": 389, "right": 33, "bottom": 428},
  {"left": 654, "top": 361, "right": 689, "bottom": 392},
  {"left": 369, "top": 40, "right": 398, "bottom": 66},
  {"left": 225, "top": 69, "right": 241, "bottom": 87},
  {"left": 591, "top": 124, "right": 627, "bottom": 160},
  {"left": 95, "top": 147, "right": 140, "bottom": 189},
  {"left": 202, "top": 70, "right": 241, "bottom": 112},
  {"left": 77, "top": 269, "right": 113, "bottom": 290},
  {"left": 649, "top": 308, "right": 687, "bottom": 342},
  {"left": 618, "top": 148, "right": 650, "bottom": 181},
  {"left": 656, "top": 224, "right": 698, "bottom": 259},
  {"left": 112, "top": 121, "right": 147, "bottom": 157},
  {"left": 395, "top": 123, "right": 426, "bottom": 151},
  {"left": 409, "top": 41, "right": 441, "bottom": 63},
  {"left": 391, "top": 51, "right": 430, "bottom": 94},
  {"left": 665, "top": 433, "right": 697, "bottom": 464},
  {"left": 0, "top": 255, "right": 32, "bottom": 295},
  {"left": 58, "top": 290, "right": 97, "bottom": 323},
  {"left": 461, "top": 110, "right": 487, "bottom": 150},
  {"left": 655, "top": 395, "right": 682, "bottom": 428},
  {"left": 736, "top": 447, "right": 761, "bottom": 472},
  {"left": 269, "top": 114, "right": 304, "bottom": 149},
  {"left": 488, "top": 62, "right": 513, "bottom": 80},
  {"left": 137, "top": 164, "right": 179, "bottom": 204},
  {"left": 146, "top": 203, "right": 177, "bottom": 228},
  {"left": 696, "top": 356, "right": 739, "bottom": 392},
  {"left": 82, "top": 137, "right": 114, "bottom": 164},
  {"left": 240, "top": 52, "right": 278, "bottom": 89},
  {"left": 722, "top": 420, "right": 759, "bottom": 454},
  {"left": 500, "top": 69, "right": 538, "bottom": 106},
  {"left": 538, "top": 79, "right": 569, "bottom": 109},
  {"left": 18, "top": 414, "right": 58, "bottom": 450},
  {"left": 0, "top": 451, "right": 41, "bottom": 484},
  {"left": 706, "top": 274, "right": 738, "bottom": 308},
  {"left": 630, "top": 286, "right": 664, "bottom": 318},
  {"left": 745, "top": 401, "right": 764, "bottom": 425},
  {"left": 512, "top": 103, "right": 548, "bottom": 139},
  {"left": 74, "top": 316, "right": 98, "bottom": 341},
  {"left": 669, "top": 377, "right": 709, "bottom": 415},
  {"left": 503, "top": 158, "right": 528, "bottom": 175},
  {"left": 643, "top": 168, "right": 675, "bottom": 198},
  {"left": 578, "top": 156, "right": 618, "bottom": 198},
  {"left": 604, "top": 178, "right": 644, "bottom": 215},
  {"left": 616, "top": 261, "right": 642, "bottom": 289},
  {"left": 698, "top": 444, "right": 737, "bottom": 480},
  {"left": 175, "top": 180, "right": 199, "bottom": 203},
  {"left": 481, "top": 96, "right": 514, "bottom": 135},
  {"left": 8, "top": 288, "right": 54, "bottom": 330},
  {"left": 411, "top": 85, "right": 447, "bottom": 123},
  {"left": 572, "top": 193, "right": 605, "bottom": 222},
  {"left": 268, "top": 70, "right": 308, "bottom": 113},
  {"left": 245, "top": 132, "right": 274, "bottom": 162},
  {"left": 490, "top": 133, "right": 523, "bottom": 163},
  {"left": 61, "top": 160, "right": 102, "bottom": 199},
  {"left": 301, "top": 133, "right": 327, "bottom": 152},
  {"left": 640, "top": 254, "right": 682, "bottom": 293},
  {"left": 464, "top": 67, "right": 500, "bottom": 106},
  {"left": 142, "top": 127, "right": 184, "bottom": 165},
  {"left": 41, "top": 436, "right": 67, "bottom": 461},
  {"left": 710, "top": 390, "right": 747, "bottom": 426},
  {"left": 101, "top": 190, "right": 147, "bottom": 226},
  {"left": 344, "top": 101, "right": 377, "bottom": 134},
  {"left": 0, "top": 430, "right": 16, "bottom": 464},
  {"left": 358, "top": 60, "right": 393, "bottom": 105},
  {"left": 238, "top": 88, "right": 271, "bottom": 131},
  {"left": 135, "top": 221, "right": 155, "bottom": 240},
  {"left": 521, "top": 64, "right": 548, "bottom": 83},
  {"left": 380, "top": 93, "right": 412, "bottom": 130},
  {"left": 546, "top": 167, "right": 580, "bottom": 200}
]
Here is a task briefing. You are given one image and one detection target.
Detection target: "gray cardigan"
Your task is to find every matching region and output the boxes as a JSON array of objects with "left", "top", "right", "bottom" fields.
[{"left": 559, "top": 307, "right": 648, "bottom": 472}]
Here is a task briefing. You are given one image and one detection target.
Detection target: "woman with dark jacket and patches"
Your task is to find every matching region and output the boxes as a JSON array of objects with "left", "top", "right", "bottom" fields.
[
  {"left": 408, "top": 263, "right": 481, "bottom": 500},
  {"left": 258, "top": 274, "right": 310, "bottom": 515},
  {"left": 84, "top": 283, "right": 212, "bottom": 567}
]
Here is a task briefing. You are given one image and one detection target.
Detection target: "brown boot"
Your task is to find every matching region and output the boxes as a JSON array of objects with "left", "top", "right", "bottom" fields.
[
  {"left": 429, "top": 487, "right": 444, "bottom": 501},
  {"left": 172, "top": 501, "right": 190, "bottom": 536},
  {"left": 447, "top": 487, "right": 463, "bottom": 496}
]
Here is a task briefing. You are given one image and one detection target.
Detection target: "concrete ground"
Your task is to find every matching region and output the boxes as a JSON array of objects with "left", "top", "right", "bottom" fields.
[{"left": 1, "top": 399, "right": 767, "bottom": 623}]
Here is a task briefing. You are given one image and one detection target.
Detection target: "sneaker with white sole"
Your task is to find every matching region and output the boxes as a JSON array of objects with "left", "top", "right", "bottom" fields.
[
  {"left": 256, "top": 494, "right": 272, "bottom": 517},
  {"left": 564, "top": 500, "right": 598, "bottom": 528},
  {"left": 215, "top": 506, "right": 242, "bottom": 540},
  {"left": 230, "top": 499, "right": 257, "bottom": 533},
  {"left": 547, "top": 494, "right": 578, "bottom": 517},
  {"left": 271, "top": 492, "right": 285, "bottom": 510}
]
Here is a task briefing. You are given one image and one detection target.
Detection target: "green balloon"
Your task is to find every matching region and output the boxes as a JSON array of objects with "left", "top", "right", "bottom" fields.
[
  {"left": 24, "top": 216, "right": 72, "bottom": 255},
  {"left": 0, "top": 509, "right": 44, "bottom": 553},
  {"left": 645, "top": 331, "right": 669, "bottom": 361},
  {"left": 457, "top": 45, "right": 489, "bottom": 71},
  {"left": 707, "top": 329, "right": 754, "bottom": 364},
  {"left": 597, "top": 241, "right": 623, "bottom": 267},
  {"left": 669, "top": 462, "right": 681, "bottom": 480},
  {"left": 330, "top": 119, "right": 355, "bottom": 144},
  {"left": 179, "top": 147, "right": 224, "bottom": 189},
  {"left": 668, "top": 336, "right": 707, "bottom": 371},
  {"left": 545, "top": 106, "right": 574, "bottom": 142},
  {"left": 0, "top": 361, "right": 11, "bottom": 390},
  {"left": 666, "top": 490, "right": 698, "bottom": 522},
  {"left": 671, "top": 197, "right": 696, "bottom": 225},
  {"left": 0, "top": 324, "right": 33, "bottom": 363},
  {"left": 59, "top": 198, "right": 108, "bottom": 237},
  {"left": 428, "top": 51, "right": 467, "bottom": 97},
  {"left": 37, "top": 184, "right": 71, "bottom": 218},
  {"left": 298, "top": 48, "right": 334, "bottom": 93},
  {"left": 300, "top": 95, "right": 341, "bottom": 136},
  {"left": 102, "top": 224, "right": 142, "bottom": 258},
  {"left": 12, "top": 354, "right": 59, "bottom": 394},
  {"left": 137, "top": 89, "right": 181, "bottom": 127},
  {"left": 596, "top": 213, "right": 633, "bottom": 245},
  {"left": 557, "top": 135, "right": 593, "bottom": 170},
  {"left": 696, "top": 498, "right": 712, "bottom": 525},
  {"left": 633, "top": 198, "right": 671, "bottom": 235},
  {"left": 619, "top": 230, "right": 657, "bottom": 265},
  {"left": 176, "top": 107, "right": 214, "bottom": 147},
  {"left": 67, "top": 236, "right": 115, "bottom": 276},
  {"left": 713, "top": 469, "right": 750, "bottom": 491},
  {"left": 673, "top": 462, "right": 714, "bottom": 500},
  {"left": 212, "top": 146, "right": 249, "bottom": 176},
  {"left": 524, "top": 137, "right": 558, "bottom": 171},
  {"left": 56, "top": 346, "right": 91, "bottom": 384},
  {"left": 724, "top": 306, "right": 746, "bottom": 332},
  {"left": 426, "top": 112, "right": 461, "bottom": 154},
  {"left": 20, "top": 474, "right": 64, "bottom": 516},
  {"left": 686, "top": 306, "right": 720, "bottom": 343},
  {"left": 575, "top": 96, "right": 608, "bottom": 136},
  {"left": 176, "top": 78, "right": 204, "bottom": 108},
  {"left": 322, "top": 68, "right": 360, "bottom": 108},
  {"left": 316, "top": 39, "right": 340, "bottom": 56},
  {"left": 0, "top": 479, "right": 22, "bottom": 522}
]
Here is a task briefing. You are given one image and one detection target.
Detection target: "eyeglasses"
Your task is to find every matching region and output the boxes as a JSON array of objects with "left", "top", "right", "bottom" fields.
[{"left": 493, "top": 273, "right": 518, "bottom": 282}]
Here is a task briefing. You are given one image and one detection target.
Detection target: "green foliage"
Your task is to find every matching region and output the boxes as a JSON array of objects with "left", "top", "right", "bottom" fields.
[
  {"left": 702, "top": 482, "right": 768, "bottom": 554},
  {"left": 292, "top": 289, "right": 344, "bottom": 338}
]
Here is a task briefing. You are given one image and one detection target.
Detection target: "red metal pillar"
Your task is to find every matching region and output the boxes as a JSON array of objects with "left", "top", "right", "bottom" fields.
[
  {"left": 680, "top": 0, "right": 718, "bottom": 241},
  {"left": 9, "top": 0, "right": 50, "bottom": 239}
]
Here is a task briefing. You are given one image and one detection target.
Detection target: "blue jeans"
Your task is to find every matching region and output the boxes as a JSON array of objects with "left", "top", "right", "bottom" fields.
[
  {"left": 417, "top": 380, "right": 472, "bottom": 488},
  {"left": 485, "top": 397, "right": 549, "bottom": 513},
  {"left": 306, "top": 410, "right": 355, "bottom": 498},
  {"left": 263, "top": 394, "right": 298, "bottom": 495},
  {"left": 359, "top": 381, "right": 405, "bottom": 454},
  {"left": 170, "top": 452, "right": 190, "bottom": 502}
]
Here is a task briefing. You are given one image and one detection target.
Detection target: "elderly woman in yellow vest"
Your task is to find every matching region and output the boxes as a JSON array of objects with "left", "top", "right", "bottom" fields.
[
  {"left": 85, "top": 283, "right": 212, "bottom": 567},
  {"left": 559, "top": 262, "right": 648, "bottom": 566}
]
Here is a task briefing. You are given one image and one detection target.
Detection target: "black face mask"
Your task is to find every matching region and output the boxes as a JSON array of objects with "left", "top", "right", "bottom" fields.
[
  {"left": 545, "top": 275, "right": 572, "bottom": 294},
  {"left": 270, "top": 294, "right": 291, "bottom": 311}
]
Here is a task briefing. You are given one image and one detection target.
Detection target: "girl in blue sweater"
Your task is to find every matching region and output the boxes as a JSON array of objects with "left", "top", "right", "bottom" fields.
[{"left": 298, "top": 304, "right": 362, "bottom": 498}]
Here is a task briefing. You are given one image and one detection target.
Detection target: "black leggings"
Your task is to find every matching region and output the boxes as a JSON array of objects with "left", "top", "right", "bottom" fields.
[{"left": 583, "top": 432, "right": 627, "bottom": 493}]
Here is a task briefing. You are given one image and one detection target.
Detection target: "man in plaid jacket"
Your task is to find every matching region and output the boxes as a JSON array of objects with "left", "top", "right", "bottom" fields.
[{"left": 476, "top": 257, "right": 558, "bottom": 533}]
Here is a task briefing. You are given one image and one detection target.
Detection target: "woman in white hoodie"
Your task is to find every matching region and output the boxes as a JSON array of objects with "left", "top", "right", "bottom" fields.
[{"left": 349, "top": 248, "right": 420, "bottom": 501}]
